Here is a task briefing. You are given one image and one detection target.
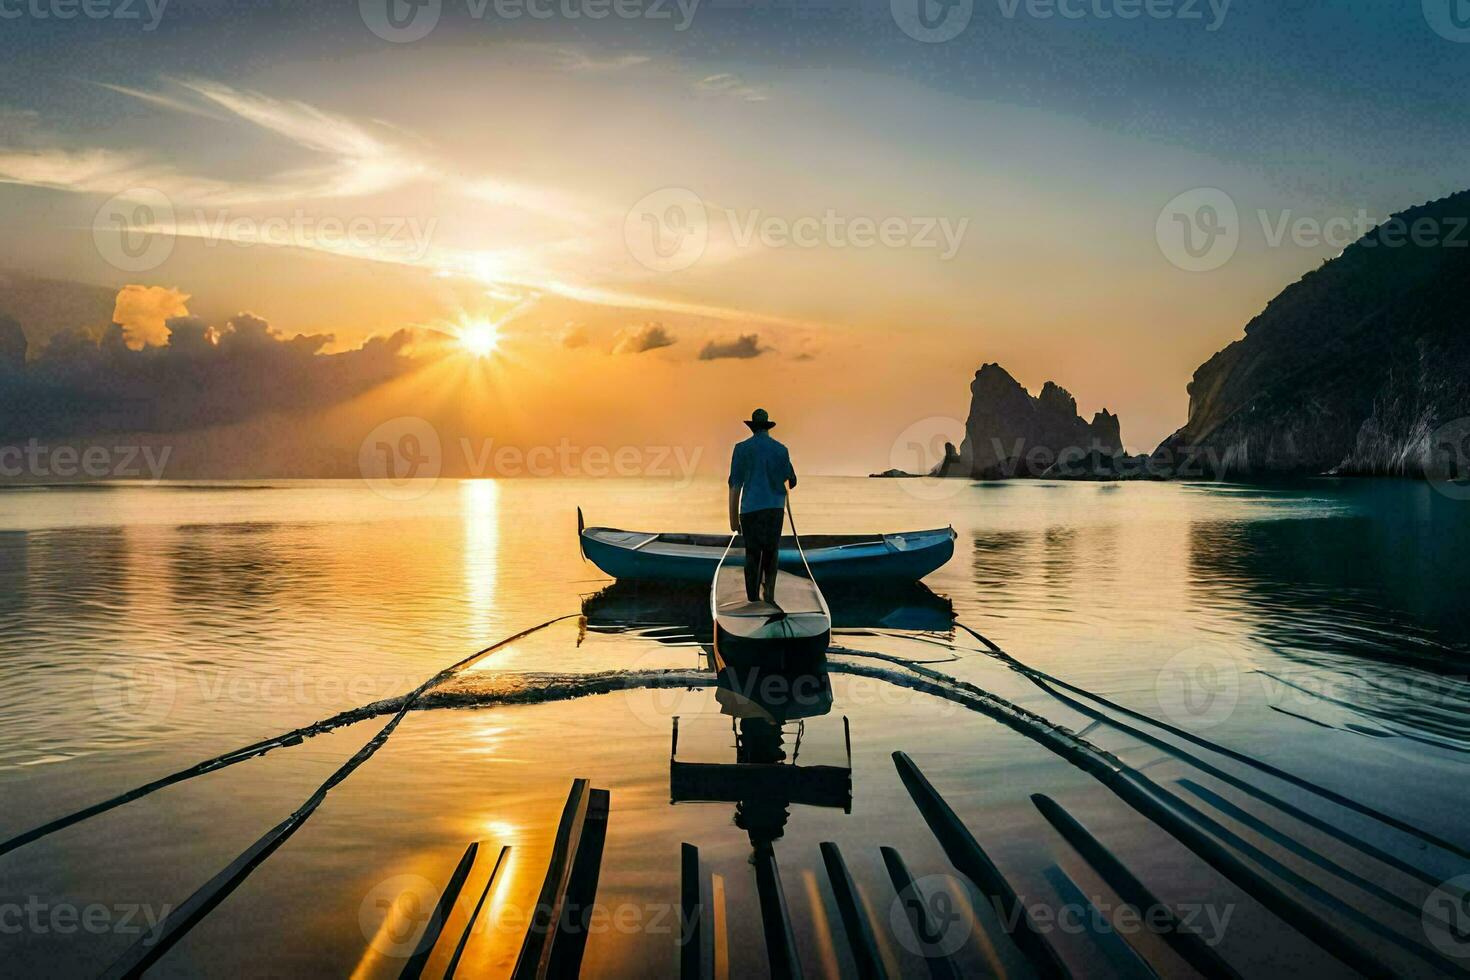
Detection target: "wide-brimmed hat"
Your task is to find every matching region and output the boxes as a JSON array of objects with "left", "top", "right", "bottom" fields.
[{"left": 743, "top": 408, "right": 776, "bottom": 431}]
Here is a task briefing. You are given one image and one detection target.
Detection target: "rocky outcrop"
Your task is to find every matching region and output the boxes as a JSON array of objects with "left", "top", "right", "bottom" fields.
[
  {"left": 956, "top": 363, "right": 1125, "bottom": 478},
  {"left": 1155, "top": 190, "right": 1470, "bottom": 478}
]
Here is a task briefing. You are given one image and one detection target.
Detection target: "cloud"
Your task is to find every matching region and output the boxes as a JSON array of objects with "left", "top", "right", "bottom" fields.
[
  {"left": 519, "top": 44, "right": 652, "bottom": 73},
  {"left": 694, "top": 74, "right": 768, "bottom": 103},
  {"left": 179, "top": 79, "right": 430, "bottom": 198},
  {"left": 0, "top": 298, "right": 421, "bottom": 440},
  {"left": 91, "top": 81, "right": 229, "bottom": 122},
  {"left": 0, "top": 79, "right": 430, "bottom": 206},
  {"left": 560, "top": 323, "right": 590, "bottom": 349},
  {"left": 698, "top": 333, "right": 765, "bottom": 360},
  {"left": 111, "top": 284, "right": 191, "bottom": 349},
  {"left": 611, "top": 322, "right": 675, "bottom": 355}
]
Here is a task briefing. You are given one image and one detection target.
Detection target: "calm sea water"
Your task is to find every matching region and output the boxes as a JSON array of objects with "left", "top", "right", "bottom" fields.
[{"left": 2, "top": 477, "right": 1468, "bottom": 977}]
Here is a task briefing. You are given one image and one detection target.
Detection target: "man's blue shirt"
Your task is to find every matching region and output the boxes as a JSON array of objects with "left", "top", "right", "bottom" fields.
[{"left": 728, "top": 432, "right": 797, "bottom": 513}]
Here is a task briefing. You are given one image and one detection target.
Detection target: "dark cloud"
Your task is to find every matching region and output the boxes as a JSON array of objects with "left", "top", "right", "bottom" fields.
[
  {"left": 611, "top": 322, "right": 675, "bottom": 355},
  {"left": 0, "top": 311, "right": 420, "bottom": 441},
  {"left": 698, "top": 333, "right": 765, "bottom": 361}
]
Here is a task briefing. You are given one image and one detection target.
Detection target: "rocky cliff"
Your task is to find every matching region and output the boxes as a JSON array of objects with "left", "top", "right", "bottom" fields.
[
  {"left": 1155, "top": 190, "right": 1470, "bottom": 478},
  {"left": 953, "top": 363, "right": 1125, "bottom": 478}
]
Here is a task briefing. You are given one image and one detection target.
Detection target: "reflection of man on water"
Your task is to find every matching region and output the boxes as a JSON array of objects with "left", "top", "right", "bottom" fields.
[
  {"left": 733, "top": 718, "right": 791, "bottom": 857},
  {"left": 728, "top": 409, "right": 798, "bottom": 604}
]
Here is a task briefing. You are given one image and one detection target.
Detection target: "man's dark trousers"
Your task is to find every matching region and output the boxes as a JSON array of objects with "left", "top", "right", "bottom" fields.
[{"left": 740, "top": 507, "right": 784, "bottom": 602}]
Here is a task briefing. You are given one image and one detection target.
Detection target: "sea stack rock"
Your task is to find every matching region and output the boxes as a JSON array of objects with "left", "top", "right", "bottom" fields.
[{"left": 957, "top": 363, "right": 1126, "bottom": 478}]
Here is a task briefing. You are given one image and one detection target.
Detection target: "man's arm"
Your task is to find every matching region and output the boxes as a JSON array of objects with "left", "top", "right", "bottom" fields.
[
  {"left": 728, "top": 445, "right": 744, "bottom": 533},
  {"left": 786, "top": 452, "right": 797, "bottom": 489}
]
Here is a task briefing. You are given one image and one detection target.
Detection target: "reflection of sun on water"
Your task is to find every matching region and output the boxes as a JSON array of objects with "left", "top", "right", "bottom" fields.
[
  {"left": 463, "top": 480, "right": 499, "bottom": 636},
  {"left": 481, "top": 819, "right": 518, "bottom": 841}
]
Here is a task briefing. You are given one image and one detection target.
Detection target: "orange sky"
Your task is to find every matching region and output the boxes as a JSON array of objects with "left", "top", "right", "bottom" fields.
[{"left": 3, "top": 43, "right": 1445, "bottom": 471}]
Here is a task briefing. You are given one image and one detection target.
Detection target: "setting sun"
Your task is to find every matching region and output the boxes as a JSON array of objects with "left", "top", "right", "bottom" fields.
[{"left": 458, "top": 321, "right": 501, "bottom": 358}]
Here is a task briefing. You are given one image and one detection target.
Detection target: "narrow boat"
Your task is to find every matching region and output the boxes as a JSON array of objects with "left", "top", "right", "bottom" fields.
[
  {"left": 710, "top": 531, "right": 832, "bottom": 668},
  {"left": 578, "top": 509, "right": 956, "bottom": 585}
]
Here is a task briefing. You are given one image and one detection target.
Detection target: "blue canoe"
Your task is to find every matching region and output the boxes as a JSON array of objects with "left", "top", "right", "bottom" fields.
[{"left": 578, "top": 510, "right": 956, "bottom": 585}]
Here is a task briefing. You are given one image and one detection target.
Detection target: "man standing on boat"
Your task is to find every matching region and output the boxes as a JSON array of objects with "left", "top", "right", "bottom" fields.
[{"left": 728, "top": 408, "right": 797, "bottom": 604}]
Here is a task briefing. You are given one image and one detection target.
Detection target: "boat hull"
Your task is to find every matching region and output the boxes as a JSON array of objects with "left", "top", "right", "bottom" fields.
[
  {"left": 582, "top": 527, "right": 955, "bottom": 585},
  {"left": 713, "top": 621, "right": 831, "bottom": 672}
]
